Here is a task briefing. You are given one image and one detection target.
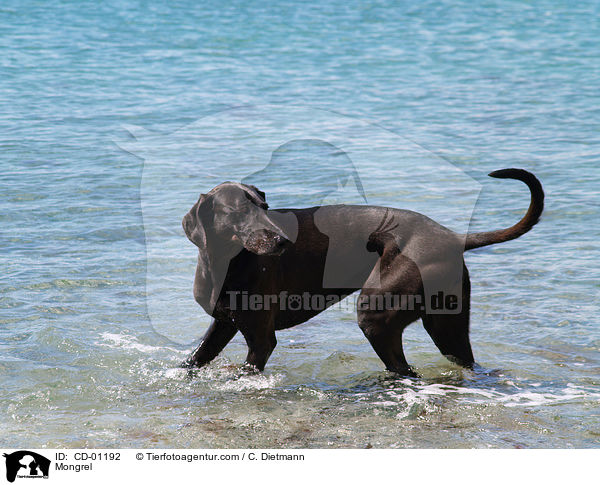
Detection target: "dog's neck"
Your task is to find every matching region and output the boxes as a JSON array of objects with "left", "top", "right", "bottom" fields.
[{"left": 194, "top": 245, "right": 243, "bottom": 315}]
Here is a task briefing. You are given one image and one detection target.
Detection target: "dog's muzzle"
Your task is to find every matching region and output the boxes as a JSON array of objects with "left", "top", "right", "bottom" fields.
[{"left": 245, "top": 229, "right": 290, "bottom": 255}]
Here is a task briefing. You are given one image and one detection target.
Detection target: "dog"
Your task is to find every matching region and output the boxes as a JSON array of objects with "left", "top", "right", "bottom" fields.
[{"left": 182, "top": 169, "right": 543, "bottom": 376}]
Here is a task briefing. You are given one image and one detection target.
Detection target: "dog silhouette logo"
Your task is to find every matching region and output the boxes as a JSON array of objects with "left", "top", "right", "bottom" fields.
[{"left": 3, "top": 451, "right": 50, "bottom": 482}]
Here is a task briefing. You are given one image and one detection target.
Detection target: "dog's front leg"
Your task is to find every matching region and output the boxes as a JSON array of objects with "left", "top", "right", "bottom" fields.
[
  {"left": 182, "top": 319, "right": 238, "bottom": 368},
  {"left": 239, "top": 317, "right": 277, "bottom": 372}
]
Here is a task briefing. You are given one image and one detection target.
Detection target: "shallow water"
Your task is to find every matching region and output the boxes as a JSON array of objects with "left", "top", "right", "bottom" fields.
[{"left": 1, "top": 0, "right": 599, "bottom": 448}]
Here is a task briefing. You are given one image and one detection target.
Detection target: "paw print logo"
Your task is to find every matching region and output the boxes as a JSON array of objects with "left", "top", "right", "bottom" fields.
[
  {"left": 287, "top": 294, "right": 302, "bottom": 311},
  {"left": 366, "top": 209, "right": 400, "bottom": 256}
]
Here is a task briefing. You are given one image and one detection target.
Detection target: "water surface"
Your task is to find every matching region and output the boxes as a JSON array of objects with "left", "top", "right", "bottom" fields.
[{"left": 1, "top": 0, "right": 599, "bottom": 448}]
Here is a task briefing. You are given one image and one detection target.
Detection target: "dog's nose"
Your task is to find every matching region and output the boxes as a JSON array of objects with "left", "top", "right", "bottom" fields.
[
  {"left": 274, "top": 234, "right": 287, "bottom": 246},
  {"left": 272, "top": 233, "right": 290, "bottom": 251}
]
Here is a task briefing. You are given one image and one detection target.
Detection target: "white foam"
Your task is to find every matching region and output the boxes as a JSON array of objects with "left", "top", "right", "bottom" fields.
[
  {"left": 163, "top": 367, "right": 188, "bottom": 379},
  {"left": 498, "top": 386, "right": 600, "bottom": 408},
  {"left": 217, "top": 373, "right": 284, "bottom": 391},
  {"left": 98, "top": 332, "right": 186, "bottom": 355},
  {"left": 372, "top": 381, "right": 600, "bottom": 412}
]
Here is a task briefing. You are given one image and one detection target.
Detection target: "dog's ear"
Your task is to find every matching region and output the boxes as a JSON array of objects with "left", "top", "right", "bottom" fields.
[
  {"left": 252, "top": 186, "right": 266, "bottom": 201},
  {"left": 182, "top": 195, "right": 210, "bottom": 249},
  {"left": 244, "top": 185, "right": 269, "bottom": 209}
]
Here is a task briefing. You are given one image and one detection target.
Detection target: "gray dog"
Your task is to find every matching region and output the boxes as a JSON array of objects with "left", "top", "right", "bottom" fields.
[{"left": 182, "top": 169, "right": 543, "bottom": 376}]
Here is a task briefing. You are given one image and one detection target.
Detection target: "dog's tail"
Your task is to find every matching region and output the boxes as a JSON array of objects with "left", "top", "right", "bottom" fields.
[{"left": 464, "top": 168, "right": 544, "bottom": 251}]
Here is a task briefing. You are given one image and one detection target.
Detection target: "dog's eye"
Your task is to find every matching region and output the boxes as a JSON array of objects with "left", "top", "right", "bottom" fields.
[
  {"left": 244, "top": 191, "right": 269, "bottom": 209},
  {"left": 214, "top": 205, "right": 240, "bottom": 217}
]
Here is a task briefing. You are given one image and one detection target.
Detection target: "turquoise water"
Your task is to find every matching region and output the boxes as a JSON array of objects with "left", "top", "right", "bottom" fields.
[{"left": 1, "top": 0, "right": 599, "bottom": 448}]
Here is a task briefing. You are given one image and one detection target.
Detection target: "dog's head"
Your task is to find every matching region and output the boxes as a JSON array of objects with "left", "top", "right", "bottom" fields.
[{"left": 183, "top": 182, "right": 292, "bottom": 256}]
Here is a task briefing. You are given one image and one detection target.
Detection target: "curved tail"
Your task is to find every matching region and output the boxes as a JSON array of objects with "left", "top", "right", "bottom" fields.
[{"left": 464, "top": 168, "right": 544, "bottom": 251}]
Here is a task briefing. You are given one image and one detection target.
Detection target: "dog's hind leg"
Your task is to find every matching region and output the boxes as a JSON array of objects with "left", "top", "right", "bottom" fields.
[
  {"left": 357, "top": 308, "right": 419, "bottom": 376},
  {"left": 422, "top": 311, "right": 474, "bottom": 368},
  {"left": 357, "top": 255, "right": 423, "bottom": 377},
  {"left": 182, "top": 319, "right": 238, "bottom": 368},
  {"left": 421, "top": 265, "right": 474, "bottom": 368}
]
